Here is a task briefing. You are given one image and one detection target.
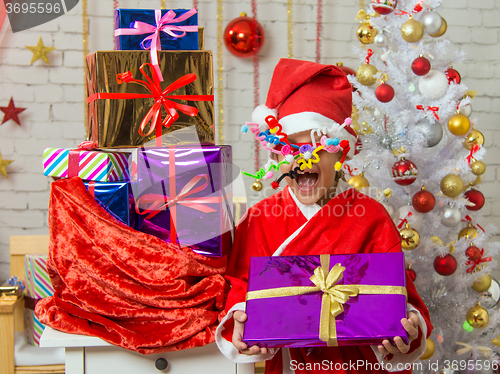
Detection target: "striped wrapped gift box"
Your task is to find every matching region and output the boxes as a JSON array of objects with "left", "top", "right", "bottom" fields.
[
  {"left": 24, "top": 255, "right": 54, "bottom": 346},
  {"left": 43, "top": 148, "right": 130, "bottom": 182}
]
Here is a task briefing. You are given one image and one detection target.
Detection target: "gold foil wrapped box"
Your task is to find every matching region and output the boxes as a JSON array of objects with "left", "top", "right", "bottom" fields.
[{"left": 86, "top": 50, "right": 215, "bottom": 148}]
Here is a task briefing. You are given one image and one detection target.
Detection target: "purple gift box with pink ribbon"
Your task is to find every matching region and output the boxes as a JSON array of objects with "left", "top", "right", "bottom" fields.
[
  {"left": 134, "top": 145, "right": 233, "bottom": 257},
  {"left": 243, "top": 253, "right": 408, "bottom": 348},
  {"left": 114, "top": 8, "right": 199, "bottom": 82}
]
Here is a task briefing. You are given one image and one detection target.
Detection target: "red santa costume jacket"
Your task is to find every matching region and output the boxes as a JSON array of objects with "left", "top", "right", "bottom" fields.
[{"left": 215, "top": 181, "right": 433, "bottom": 374}]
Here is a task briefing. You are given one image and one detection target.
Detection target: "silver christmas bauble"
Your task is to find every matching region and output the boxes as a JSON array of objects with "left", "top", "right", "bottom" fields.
[
  {"left": 421, "top": 11, "right": 443, "bottom": 34},
  {"left": 439, "top": 206, "right": 462, "bottom": 227},
  {"left": 374, "top": 32, "right": 389, "bottom": 48},
  {"left": 461, "top": 104, "right": 472, "bottom": 118},
  {"left": 479, "top": 278, "right": 500, "bottom": 309},
  {"left": 396, "top": 205, "right": 423, "bottom": 230},
  {"left": 413, "top": 119, "right": 443, "bottom": 147},
  {"left": 382, "top": 202, "right": 396, "bottom": 219}
]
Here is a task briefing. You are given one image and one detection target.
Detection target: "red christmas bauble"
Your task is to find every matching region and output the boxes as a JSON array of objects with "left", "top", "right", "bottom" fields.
[
  {"left": 434, "top": 254, "right": 457, "bottom": 276},
  {"left": 354, "top": 138, "right": 363, "bottom": 155},
  {"left": 446, "top": 68, "right": 461, "bottom": 84},
  {"left": 371, "top": 0, "right": 397, "bottom": 15},
  {"left": 412, "top": 56, "right": 431, "bottom": 76},
  {"left": 375, "top": 83, "right": 395, "bottom": 103},
  {"left": 464, "top": 189, "right": 485, "bottom": 211},
  {"left": 466, "top": 245, "right": 481, "bottom": 262},
  {"left": 407, "top": 268, "right": 417, "bottom": 282},
  {"left": 223, "top": 16, "right": 265, "bottom": 58},
  {"left": 392, "top": 158, "right": 418, "bottom": 186},
  {"left": 412, "top": 189, "right": 435, "bottom": 213}
]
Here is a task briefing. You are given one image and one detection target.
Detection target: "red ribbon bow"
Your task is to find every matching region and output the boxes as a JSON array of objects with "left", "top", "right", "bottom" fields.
[
  {"left": 77, "top": 141, "right": 99, "bottom": 151},
  {"left": 87, "top": 63, "right": 214, "bottom": 147},
  {"left": 365, "top": 49, "right": 374, "bottom": 64},
  {"left": 466, "top": 248, "right": 492, "bottom": 273},
  {"left": 416, "top": 105, "right": 440, "bottom": 121},
  {"left": 343, "top": 165, "right": 358, "bottom": 176},
  {"left": 462, "top": 215, "right": 485, "bottom": 233},
  {"left": 466, "top": 144, "right": 480, "bottom": 166},
  {"left": 398, "top": 212, "right": 413, "bottom": 229}
]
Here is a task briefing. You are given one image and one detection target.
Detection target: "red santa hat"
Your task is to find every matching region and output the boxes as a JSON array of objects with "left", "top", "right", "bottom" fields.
[{"left": 252, "top": 58, "right": 357, "bottom": 159}]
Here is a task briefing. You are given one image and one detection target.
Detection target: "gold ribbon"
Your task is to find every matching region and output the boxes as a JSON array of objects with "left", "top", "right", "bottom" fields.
[
  {"left": 456, "top": 342, "right": 492, "bottom": 357},
  {"left": 491, "top": 332, "right": 500, "bottom": 347},
  {"left": 430, "top": 236, "right": 456, "bottom": 254},
  {"left": 246, "top": 255, "right": 407, "bottom": 346}
]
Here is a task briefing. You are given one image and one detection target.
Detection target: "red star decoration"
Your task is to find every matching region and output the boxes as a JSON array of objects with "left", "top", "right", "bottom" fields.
[{"left": 0, "top": 97, "right": 26, "bottom": 126}]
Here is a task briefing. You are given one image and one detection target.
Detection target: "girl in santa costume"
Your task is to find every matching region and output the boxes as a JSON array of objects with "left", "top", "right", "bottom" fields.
[{"left": 215, "top": 58, "right": 433, "bottom": 374}]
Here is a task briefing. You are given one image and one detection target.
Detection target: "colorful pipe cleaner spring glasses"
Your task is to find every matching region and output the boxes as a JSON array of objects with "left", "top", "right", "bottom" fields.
[{"left": 241, "top": 115, "right": 352, "bottom": 189}]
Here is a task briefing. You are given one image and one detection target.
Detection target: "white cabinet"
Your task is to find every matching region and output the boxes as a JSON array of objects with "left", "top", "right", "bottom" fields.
[{"left": 40, "top": 327, "right": 254, "bottom": 374}]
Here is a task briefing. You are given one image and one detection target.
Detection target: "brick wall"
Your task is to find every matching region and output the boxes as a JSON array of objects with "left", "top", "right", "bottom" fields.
[{"left": 0, "top": 0, "right": 498, "bottom": 279}]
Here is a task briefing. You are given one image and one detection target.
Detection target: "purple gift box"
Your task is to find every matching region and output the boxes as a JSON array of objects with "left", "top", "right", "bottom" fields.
[
  {"left": 135, "top": 145, "right": 233, "bottom": 257},
  {"left": 243, "top": 253, "right": 408, "bottom": 348}
]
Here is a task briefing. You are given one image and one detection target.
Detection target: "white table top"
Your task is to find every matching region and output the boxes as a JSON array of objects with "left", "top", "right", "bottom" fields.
[{"left": 40, "top": 326, "right": 112, "bottom": 348}]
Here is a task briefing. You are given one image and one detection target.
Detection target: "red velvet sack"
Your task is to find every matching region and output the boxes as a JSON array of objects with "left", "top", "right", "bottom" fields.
[{"left": 36, "top": 177, "right": 229, "bottom": 354}]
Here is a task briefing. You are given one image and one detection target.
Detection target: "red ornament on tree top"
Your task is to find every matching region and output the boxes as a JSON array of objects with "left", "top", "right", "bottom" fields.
[{"left": 224, "top": 14, "right": 264, "bottom": 58}]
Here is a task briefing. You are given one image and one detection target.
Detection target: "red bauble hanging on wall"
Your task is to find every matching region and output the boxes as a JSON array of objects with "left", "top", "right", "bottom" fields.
[
  {"left": 464, "top": 189, "right": 485, "bottom": 211},
  {"left": 223, "top": 14, "right": 265, "bottom": 58}
]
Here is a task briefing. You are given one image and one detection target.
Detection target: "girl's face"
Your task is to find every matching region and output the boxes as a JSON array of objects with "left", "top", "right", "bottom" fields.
[{"left": 276, "top": 131, "right": 341, "bottom": 206}]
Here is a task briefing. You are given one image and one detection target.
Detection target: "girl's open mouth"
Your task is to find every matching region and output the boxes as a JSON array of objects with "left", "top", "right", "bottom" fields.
[{"left": 295, "top": 171, "right": 319, "bottom": 191}]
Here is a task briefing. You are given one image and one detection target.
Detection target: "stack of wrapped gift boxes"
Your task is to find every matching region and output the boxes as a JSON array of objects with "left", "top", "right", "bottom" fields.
[
  {"left": 39, "top": 8, "right": 233, "bottom": 351},
  {"left": 43, "top": 8, "right": 232, "bottom": 257}
]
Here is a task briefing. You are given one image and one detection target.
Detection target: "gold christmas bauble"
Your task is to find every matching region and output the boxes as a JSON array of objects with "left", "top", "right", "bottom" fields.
[
  {"left": 448, "top": 114, "right": 471, "bottom": 136},
  {"left": 356, "top": 64, "right": 378, "bottom": 86},
  {"left": 472, "top": 275, "right": 492, "bottom": 292},
  {"left": 471, "top": 160, "right": 486, "bottom": 176},
  {"left": 466, "top": 304, "right": 489, "bottom": 328},
  {"left": 464, "top": 129, "right": 485, "bottom": 150},
  {"left": 419, "top": 338, "right": 435, "bottom": 360},
  {"left": 357, "top": 23, "right": 378, "bottom": 44},
  {"left": 429, "top": 17, "right": 447, "bottom": 37},
  {"left": 401, "top": 18, "right": 424, "bottom": 43},
  {"left": 252, "top": 181, "right": 263, "bottom": 191},
  {"left": 440, "top": 174, "right": 464, "bottom": 197},
  {"left": 348, "top": 173, "right": 370, "bottom": 190},
  {"left": 458, "top": 224, "right": 478, "bottom": 240},
  {"left": 400, "top": 224, "right": 421, "bottom": 250}
]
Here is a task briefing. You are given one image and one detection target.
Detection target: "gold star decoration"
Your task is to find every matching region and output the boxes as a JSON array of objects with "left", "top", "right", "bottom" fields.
[
  {"left": 0, "top": 152, "right": 13, "bottom": 178},
  {"left": 25, "top": 37, "right": 55, "bottom": 65}
]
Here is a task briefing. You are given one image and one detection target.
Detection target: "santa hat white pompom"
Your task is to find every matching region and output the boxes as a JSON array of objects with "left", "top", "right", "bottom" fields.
[{"left": 252, "top": 104, "right": 277, "bottom": 130}]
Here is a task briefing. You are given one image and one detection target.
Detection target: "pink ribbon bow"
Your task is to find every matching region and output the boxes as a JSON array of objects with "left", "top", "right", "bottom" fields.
[{"left": 115, "top": 8, "right": 198, "bottom": 82}]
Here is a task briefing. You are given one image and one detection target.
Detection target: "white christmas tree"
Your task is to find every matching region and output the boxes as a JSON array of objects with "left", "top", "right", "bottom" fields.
[{"left": 347, "top": 0, "right": 500, "bottom": 371}]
